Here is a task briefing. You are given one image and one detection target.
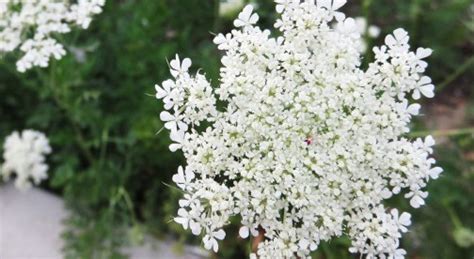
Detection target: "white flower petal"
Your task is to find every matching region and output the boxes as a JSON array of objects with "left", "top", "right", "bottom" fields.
[
  {"left": 407, "top": 103, "right": 420, "bottom": 115},
  {"left": 425, "top": 135, "right": 435, "bottom": 147},
  {"left": 399, "top": 212, "right": 412, "bottom": 226},
  {"left": 190, "top": 221, "right": 202, "bottom": 235},
  {"left": 420, "top": 84, "right": 435, "bottom": 98},
  {"left": 412, "top": 89, "right": 421, "bottom": 100},
  {"left": 239, "top": 226, "right": 249, "bottom": 238},
  {"left": 428, "top": 167, "right": 443, "bottom": 179},
  {"left": 170, "top": 54, "right": 181, "bottom": 70},
  {"left": 174, "top": 217, "right": 188, "bottom": 229},
  {"left": 416, "top": 47, "right": 432, "bottom": 59},
  {"left": 214, "top": 229, "right": 226, "bottom": 240},
  {"left": 160, "top": 111, "right": 174, "bottom": 122},
  {"left": 169, "top": 143, "right": 182, "bottom": 152},
  {"left": 181, "top": 58, "right": 192, "bottom": 71}
]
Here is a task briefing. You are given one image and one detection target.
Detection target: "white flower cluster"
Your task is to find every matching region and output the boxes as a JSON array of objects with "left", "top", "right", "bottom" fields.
[
  {"left": 1, "top": 130, "right": 51, "bottom": 190},
  {"left": 0, "top": 0, "right": 105, "bottom": 72},
  {"left": 155, "top": 1, "right": 442, "bottom": 258}
]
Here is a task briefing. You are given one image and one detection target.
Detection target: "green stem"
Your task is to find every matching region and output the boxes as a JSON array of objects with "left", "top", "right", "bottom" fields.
[
  {"left": 119, "top": 187, "right": 139, "bottom": 225},
  {"left": 72, "top": 123, "right": 95, "bottom": 164},
  {"left": 437, "top": 55, "right": 474, "bottom": 91},
  {"left": 362, "top": 0, "right": 373, "bottom": 35},
  {"left": 212, "top": 0, "right": 221, "bottom": 33},
  {"left": 99, "top": 125, "right": 109, "bottom": 167},
  {"left": 444, "top": 204, "right": 463, "bottom": 229},
  {"left": 409, "top": 0, "right": 422, "bottom": 46},
  {"left": 409, "top": 127, "right": 474, "bottom": 138},
  {"left": 362, "top": 0, "right": 373, "bottom": 65},
  {"left": 110, "top": 187, "right": 138, "bottom": 226}
]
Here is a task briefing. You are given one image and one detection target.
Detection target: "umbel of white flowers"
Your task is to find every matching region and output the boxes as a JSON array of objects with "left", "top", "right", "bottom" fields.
[
  {"left": 1, "top": 130, "right": 51, "bottom": 190},
  {"left": 0, "top": 0, "right": 105, "bottom": 72},
  {"left": 155, "top": 0, "right": 442, "bottom": 258}
]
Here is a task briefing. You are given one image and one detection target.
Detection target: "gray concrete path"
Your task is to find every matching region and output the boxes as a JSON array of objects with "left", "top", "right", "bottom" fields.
[{"left": 0, "top": 183, "right": 207, "bottom": 259}]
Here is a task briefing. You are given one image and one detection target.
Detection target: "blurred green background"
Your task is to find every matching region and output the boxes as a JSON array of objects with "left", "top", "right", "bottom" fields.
[{"left": 0, "top": 0, "right": 472, "bottom": 258}]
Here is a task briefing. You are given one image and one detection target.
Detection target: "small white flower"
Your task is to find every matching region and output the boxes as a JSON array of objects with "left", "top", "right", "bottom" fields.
[
  {"left": 425, "top": 135, "right": 435, "bottom": 146},
  {"left": 407, "top": 103, "right": 421, "bottom": 115},
  {"left": 298, "top": 238, "right": 310, "bottom": 250},
  {"left": 317, "top": 0, "right": 347, "bottom": 21},
  {"left": 368, "top": 25, "right": 381, "bottom": 38},
  {"left": 416, "top": 47, "right": 433, "bottom": 59},
  {"left": 190, "top": 220, "right": 202, "bottom": 235},
  {"left": 155, "top": 80, "right": 175, "bottom": 101},
  {"left": 159, "top": 111, "right": 188, "bottom": 133},
  {"left": 172, "top": 166, "right": 195, "bottom": 190},
  {"left": 413, "top": 76, "right": 435, "bottom": 100},
  {"left": 428, "top": 167, "right": 443, "bottom": 179},
  {"left": 213, "top": 33, "right": 233, "bottom": 50},
  {"left": 391, "top": 209, "right": 411, "bottom": 232},
  {"left": 406, "top": 190, "right": 428, "bottom": 208},
  {"left": 385, "top": 28, "right": 409, "bottom": 48},
  {"left": 275, "top": 0, "right": 292, "bottom": 13},
  {"left": 239, "top": 225, "right": 259, "bottom": 239},
  {"left": 174, "top": 208, "right": 192, "bottom": 229},
  {"left": 233, "top": 5, "right": 259, "bottom": 28},
  {"left": 203, "top": 229, "right": 226, "bottom": 252},
  {"left": 337, "top": 18, "right": 357, "bottom": 36},
  {"left": 170, "top": 54, "right": 192, "bottom": 78},
  {"left": 156, "top": 80, "right": 181, "bottom": 110},
  {"left": 418, "top": 135, "right": 436, "bottom": 154},
  {"left": 1, "top": 130, "right": 51, "bottom": 190},
  {"left": 169, "top": 129, "right": 185, "bottom": 152},
  {"left": 394, "top": 248, "right": 407, "bottom": 259}
]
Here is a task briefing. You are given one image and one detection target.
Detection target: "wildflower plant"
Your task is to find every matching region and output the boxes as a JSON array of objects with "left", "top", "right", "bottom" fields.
[
  {"left": 1, "top": 130, "right": 51, "bottom": 190},
  {"left": 155, "top": 0, "right": 443, "bottom": 258},
  {"left": 0, "top": 0, "right": 105, "bottom": 72}
]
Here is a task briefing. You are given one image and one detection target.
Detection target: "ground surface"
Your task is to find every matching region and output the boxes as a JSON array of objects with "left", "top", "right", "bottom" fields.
[{"left": 0, "top": 183, "right": 207, "bottom": 259}]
